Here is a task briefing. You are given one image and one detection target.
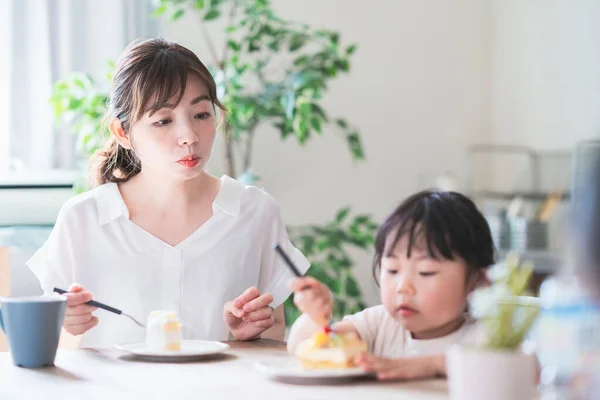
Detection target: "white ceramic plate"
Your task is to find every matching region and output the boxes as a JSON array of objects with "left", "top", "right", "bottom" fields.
[
  {"left": 114, "top": 340, "right": 230, "bottom": 362},
  {"left": 254, "top": 359, "right": 372, "bottom": 382}
]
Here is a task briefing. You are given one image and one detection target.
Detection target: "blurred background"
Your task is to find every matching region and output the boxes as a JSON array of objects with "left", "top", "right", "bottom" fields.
[{"left": 1, "top": 0, "right": 599, "bottom": 313}]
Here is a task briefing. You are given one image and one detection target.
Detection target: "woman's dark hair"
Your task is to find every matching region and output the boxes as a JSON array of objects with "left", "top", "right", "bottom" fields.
[{"left": 373, "top": 190, "right": 496, "bottom": 282}]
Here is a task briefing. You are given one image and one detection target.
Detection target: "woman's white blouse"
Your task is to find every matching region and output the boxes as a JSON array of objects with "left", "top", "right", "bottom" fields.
[{"left": 27, "top": 176, "right": 310, "bottom": 348}]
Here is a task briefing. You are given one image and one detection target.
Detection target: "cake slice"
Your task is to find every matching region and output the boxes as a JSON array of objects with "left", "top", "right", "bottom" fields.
[
  {"left": 295, "top": 327, "right": 366, "bottom": 369},
  {"left": 146, "top": 311, "right": 182, "bottom": 351}
]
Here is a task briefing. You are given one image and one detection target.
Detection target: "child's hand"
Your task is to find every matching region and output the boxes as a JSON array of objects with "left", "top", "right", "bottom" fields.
[
  {"left": 355, "top": 353, "right": 445, "bottom": 381},
  {"left": 290, "top": 277, "right": 332, "bottom": 326},
  {"left": 224, "top": 287, "right": 274, "bottom": 341},
  {"left": 63, "top": 283, "right": 99, "bottom": 336}
]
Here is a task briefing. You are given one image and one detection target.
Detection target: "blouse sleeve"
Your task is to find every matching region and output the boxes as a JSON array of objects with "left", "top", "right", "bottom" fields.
[{"left": 26, "top": 201, "right": 80, "bottom": 294}]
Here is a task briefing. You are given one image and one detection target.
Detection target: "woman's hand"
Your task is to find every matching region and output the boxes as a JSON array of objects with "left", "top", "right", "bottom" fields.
[
  {"left": 62, "top": 283, "right": 98, "bottom": 336},
  {"left": 224, "top": 287, "right": 275, "bottom": 340}
]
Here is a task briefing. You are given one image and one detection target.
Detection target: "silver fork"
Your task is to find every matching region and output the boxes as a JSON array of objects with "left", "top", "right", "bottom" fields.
[{"left": 53, "top": 288, "right": 146, "bottom": 328}]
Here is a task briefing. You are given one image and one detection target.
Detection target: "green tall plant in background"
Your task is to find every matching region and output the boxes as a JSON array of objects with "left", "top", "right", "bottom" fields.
[{"left": 49, "top": 0, "right": 376, "bottom": 325}]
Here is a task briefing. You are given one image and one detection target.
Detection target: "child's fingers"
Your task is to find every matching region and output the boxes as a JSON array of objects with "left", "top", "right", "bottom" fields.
[
  {"left": 290, "top": 277, "right": 320, "bottom": 292},
  {"left": 242, "top": 306, "right": 272, "bottom": 322},
  {"left": 357, "top": 354, "right": 388, "bottom": 371},
  {"left": 233, "top": 287, "right": 260, "bottom": 309},
  {"left": 354, "top": 353, "right": 367, "bottom": 364},
  {"left": 294, "top": 291, "right": 331, "bottom": 316},
  {"left": 377, "top": 371, "right": 403, "bottom": 381},
  {"left": 242, "top": 293, "right": 273, "bottom": 313},
  {"left": 293, "top": 289, "right": 323, "bottom": 307},
  {"left": 376, "top": 363, "right": 416, "bottom": 381}
]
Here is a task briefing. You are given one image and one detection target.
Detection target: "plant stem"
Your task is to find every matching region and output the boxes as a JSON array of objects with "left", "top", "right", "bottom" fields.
[
  {"left": 225, "top": 129, "right": 236, "bottom": 177},
  {"left": 198, "top": 15, "right": 221, "bottom": 68},
  {"left": 243, "top": 122, "right": 258, "bottom": 171},
  {"left": 221, "top": 2, "right": 238, "bottom": 67}
]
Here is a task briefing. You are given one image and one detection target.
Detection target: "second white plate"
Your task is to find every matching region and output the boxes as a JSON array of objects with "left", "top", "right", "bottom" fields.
[{"left": 114, "top": 340, "right": 230, "bottom": 362}]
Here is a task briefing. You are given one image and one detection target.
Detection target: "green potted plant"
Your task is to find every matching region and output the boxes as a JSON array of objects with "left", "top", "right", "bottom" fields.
[
  {"left": 49, "top": 0, "right": 376, "bottom": 325},
  {"left": 447, "top": 254, "right": 540, "bottom": 400}
]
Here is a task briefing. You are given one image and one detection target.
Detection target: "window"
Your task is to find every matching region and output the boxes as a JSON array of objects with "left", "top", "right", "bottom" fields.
[{"left": 1, "top": 0, "right": 157, "bottom": 175}]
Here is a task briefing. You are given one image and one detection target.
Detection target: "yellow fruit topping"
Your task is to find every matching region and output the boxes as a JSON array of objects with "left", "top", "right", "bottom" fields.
[{"left": 313, "top": 331, "right": 330, "bottom": 348}]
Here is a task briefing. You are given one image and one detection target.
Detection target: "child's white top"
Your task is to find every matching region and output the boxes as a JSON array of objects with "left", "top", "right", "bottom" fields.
[
  {"left": 27, "top": 175, "right": 310, "bottom": 348},
  {"left": 344, "top": 305, "right": 480, "bottom": 357}
]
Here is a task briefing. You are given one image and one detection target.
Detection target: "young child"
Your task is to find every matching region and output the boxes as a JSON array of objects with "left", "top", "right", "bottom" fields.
[
  {"left": 27, "top": 38, "right": 309, "bottom": 348},
  {"left": 287, "top": 190, "right": 494, "bottom": 380}
]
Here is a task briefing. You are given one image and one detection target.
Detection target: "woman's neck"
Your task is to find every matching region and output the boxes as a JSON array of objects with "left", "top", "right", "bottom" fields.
[{"left": 120, "top": 170, "right": 216, "bottom": 214}]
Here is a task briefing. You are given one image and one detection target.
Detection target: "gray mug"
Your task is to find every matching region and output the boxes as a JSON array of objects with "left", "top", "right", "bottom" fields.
[{"left": 0, "top": 295, "right": 67, "bottom": 368}]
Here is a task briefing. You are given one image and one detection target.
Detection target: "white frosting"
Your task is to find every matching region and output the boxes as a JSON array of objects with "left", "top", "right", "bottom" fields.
[{"left": 145, "top": 310, "right": 182, "bottom": 351}]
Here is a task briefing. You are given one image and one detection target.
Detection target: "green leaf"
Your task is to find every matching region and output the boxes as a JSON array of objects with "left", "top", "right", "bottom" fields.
[
  {"left": 298, "top": 101, "right": 312, "bottom": 117},
  {"left": 171, "top": 9, "right": 185, "bottom": 21},
  {"left": 345, "top": 44, "right": 357, "bottom": 55},
  {"left": 281, "top": 92, "right": 295, "bottom": 119},
  {"left": 204, "top": 9, "right": 220, "bottom": 21},
  {"left": 225, "top": 25, "right": 237, "bottom": 33},
  {"left": 330, "top": 32, "right": 340, "bottom": 44},
  {"left": 73, "top": 78, "right": 86, "bottom": 89},
  {"left": 227, "top": 40, "right": 241, "bottom": 51},
  {"left": 267, "top": 40, "right": 281, "bottom": 52},
  {"left": 333, "top": 298, "right": 347, "bottom": 317},
  {"left": 293, "top": 55, "right": 310, "bottom": 66},
  {"left": 248, "top": 40, "right": 260, "bottom": 52},
  {"left": 346, "top": 276, "right": 362, "bottom": 297},
  {"left": 151, "top": 4, "right": 167, "bottom": 17},
  {"left": 336, "top": 118, "right": 348, "bottom": 129},
  {"left": 335, "top": 59, "right": 350, "bottom": 72},
  {"left": 293, "top": 117, "right": 309, "bottom": 143},
  {"left": 311, "top": 117, "right": 322, "bottom": 133},
  {"left": 346, "top": 132, "right": 365, "bottom": 161},
  {"left": 335, "top": 207, "right": 351, "bottom": 223},
  {"left": 353, "top": 215, "right": 372, "bottom": 225},
  {"left": 194, "top": 0, "right": 205, "bottom": 9},
  {"left": 68, "top": 98, "right": 84, "bottom": 110},
  {"left": 289, "top": 34, "right": 306, "bottom": 52},
  {"left": 311, "top": 104, "right": 328, "bottom": 122},
  {"left": 53, "top": 101, "right": 64, "bottom": 118}
]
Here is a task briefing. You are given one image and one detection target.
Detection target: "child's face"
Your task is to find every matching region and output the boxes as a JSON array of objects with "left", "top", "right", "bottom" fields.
[
  {"left": 380, "top": 233, "right": 475, "bottom": 339},
  {"left": 128, "top": 74, "right": 217, "bottom": 181}
]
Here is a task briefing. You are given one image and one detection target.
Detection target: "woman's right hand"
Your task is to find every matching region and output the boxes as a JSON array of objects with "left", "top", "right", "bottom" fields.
[
  {"left": 290, "top": 277, "right": 333, "bottom": 326},
  {"left": 62, "top": 283, "right": 98, "bottom": 335}
]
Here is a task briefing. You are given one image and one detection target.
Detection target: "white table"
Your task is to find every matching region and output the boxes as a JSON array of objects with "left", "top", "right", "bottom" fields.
[{"left": 0, "top": 340, "right": 450, "bottom": 400}]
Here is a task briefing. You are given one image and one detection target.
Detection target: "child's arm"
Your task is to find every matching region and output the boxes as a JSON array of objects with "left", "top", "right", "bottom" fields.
[
  {"left": 286, "top": 277, "right": 360, "bottom": 354},
  {"left": 358, "top": 352, "right": 540, "bottom": 383},
  {"left": 356, "top": 352, "right": 446, "bottom": 380}
]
